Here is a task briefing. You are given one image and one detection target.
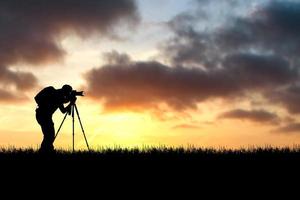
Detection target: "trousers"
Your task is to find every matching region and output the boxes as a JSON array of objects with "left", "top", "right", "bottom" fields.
[{"left": 36, "top": 108, "right": 55, "bottom": 152}]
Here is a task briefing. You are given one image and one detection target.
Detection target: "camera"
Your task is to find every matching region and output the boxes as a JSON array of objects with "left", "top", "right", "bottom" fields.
[
  {"left": 69, "top": 90, "right": 84, "bottom": 102},
  {"left": 71, "top": 90, "right": 84, "bottom": 97}
]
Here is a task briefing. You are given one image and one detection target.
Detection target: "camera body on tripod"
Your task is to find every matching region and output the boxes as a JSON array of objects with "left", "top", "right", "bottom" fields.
[{"left": 69, "top": 90, "right": 84, "bottom": 104}]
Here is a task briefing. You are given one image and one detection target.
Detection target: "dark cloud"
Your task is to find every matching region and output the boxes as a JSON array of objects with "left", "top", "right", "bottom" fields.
[
  {"left": 0, "top": 68, "right": 38, "bottom": 91},
  {"left": 223, "top": 53, "right": 296, "bottom": 89},
  {"left": 0, "top": 89, "right": 25, "bottom": 102},
  {"left": 219, "top": 109, "right": 280, "bottom": 124},
  {"left": 161, "top": 0, "right": 300, "bottom": 117},
  {"left": 102, "top": 50, "right": 131, "bottom": 65},
  {"left": 267, "top": 85, "right": 300, "bottom": 114},
  {"left": 0, "top": 0, "right": 138, "bottom": 101},
  {"left": 217, "top": 1, "right": 300, "bottom": 60},
  {"left": 165, "top": 1, "right": 300, "bottom": 68},
  {"left": 85, "top": 59, "right": 210, "bottom": 111},
  {"left": 0, "top": 66, "right": 38, "bottom": 101},
  {"left": 164, "top": 13, "right": 219, "bottom": 69},
  {"left": 0, "top": 0, "right": 138, "bottom": 66},
  {"left": 84, "top": 51, "right": 295, "bottom": 112},
  {"left": 85, "top": 56, "right": 226, "bottom": 111},
  {"left": 84, "top": 0, "right": 300, "bottom": 125},
  {"left": 272, "top": 123, "right": 300, "bottom": 134}
]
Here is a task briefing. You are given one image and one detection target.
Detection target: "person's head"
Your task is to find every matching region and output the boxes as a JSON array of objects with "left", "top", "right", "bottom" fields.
[{"left": 61, "top": 84, "right": 73, "bottom": 101}]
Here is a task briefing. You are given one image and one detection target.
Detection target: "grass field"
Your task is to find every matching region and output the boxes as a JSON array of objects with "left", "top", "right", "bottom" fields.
[
  {"left": 2, "top": 146, "right": 299, "bottom": 186},
  {"left": 1, "top": 146, "right": 300, "bottom": 162}
]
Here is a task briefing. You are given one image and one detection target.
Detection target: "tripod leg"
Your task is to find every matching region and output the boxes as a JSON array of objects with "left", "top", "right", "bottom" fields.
[
  {"left": 72, "top": 105, "right": 75, "bottom": 152},
  {"left": 54, "top": 112, "right": 68, "bottom": 141},
  {"left": 74, "top": 104, "right": 90, "bottom": 151}
]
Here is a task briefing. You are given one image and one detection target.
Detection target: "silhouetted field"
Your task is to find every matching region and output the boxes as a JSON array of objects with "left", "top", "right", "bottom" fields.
[
  {"left": 2, "top": 147, "right": 300, "bottom": 187},
  {"left": 1, "top": 146, "right": 300, "bottom": 163}
]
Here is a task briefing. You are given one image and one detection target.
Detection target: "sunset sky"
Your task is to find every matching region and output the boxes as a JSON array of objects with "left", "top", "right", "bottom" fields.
[{"left": 1, "top": 0, "right": 300, "bottom": 149}]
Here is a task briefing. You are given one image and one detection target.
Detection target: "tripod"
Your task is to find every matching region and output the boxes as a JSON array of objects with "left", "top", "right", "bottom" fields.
[{"left": 54, "top": 103, "right": 90, "bottom": 152}]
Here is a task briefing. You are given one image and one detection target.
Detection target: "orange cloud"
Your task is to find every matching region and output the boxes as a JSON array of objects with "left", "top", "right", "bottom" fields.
[{"left": 84, "top": 52, "right": 295, "bottom": 113}]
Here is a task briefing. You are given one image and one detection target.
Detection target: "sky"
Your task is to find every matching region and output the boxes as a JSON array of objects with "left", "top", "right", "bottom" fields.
[{"left": 1, "top": 0, "right": 300, "bottom": 149}]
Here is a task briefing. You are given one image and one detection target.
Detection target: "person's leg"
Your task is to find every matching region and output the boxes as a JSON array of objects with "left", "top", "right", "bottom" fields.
[
  {"left": 40, "top": 121, "right": 55, "bottom": 152},
  {"left": 36, "top": 112, "right": 55, "bottom": 152}
]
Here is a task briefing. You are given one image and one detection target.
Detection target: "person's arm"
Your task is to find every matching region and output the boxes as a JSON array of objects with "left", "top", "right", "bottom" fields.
[{"left": 59, "top": 104, "right": 71, "bottom": 114}]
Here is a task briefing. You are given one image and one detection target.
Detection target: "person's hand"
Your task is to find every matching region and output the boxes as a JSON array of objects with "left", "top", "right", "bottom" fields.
[
  {"left": 66, "top": 105, "right": 72, "bottom": 115},
  {"left": 70, "top": 96, "right": 77, "bottom": 104}
]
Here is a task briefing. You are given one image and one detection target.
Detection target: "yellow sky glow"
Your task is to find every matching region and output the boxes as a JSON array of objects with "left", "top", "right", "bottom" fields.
[{"left": 1, "top": 36, "right": 299, "bottom": 150}]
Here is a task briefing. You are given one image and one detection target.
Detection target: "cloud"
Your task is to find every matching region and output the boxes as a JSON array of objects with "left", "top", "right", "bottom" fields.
[
  {"left": 266, "top": 85, "right": 300, "bottom": 114},
  {"left": 84, "top": 0, "right": 300, "bottom": 123},
  {"left": 0, "top": 0, "right": 138, "bottom": 66},
  {"left": 84, "top": 51, "right": 296, "bottom": 112},
  {"left": 85, "top": 52, "right": 228, "bottom": 111},
  {"left": 161, "top": 0, "right": 300, "bottom": 116},
  {"left": 165, "top": 0, "right": 300, "bottom": 68},
  {"left": 102, "top": 50, "right": 132, "bottom": 65},
  {"left": 219, "top": 109, "right": 280, "bottom": 124},
  {"left": 0, "top": 89, "right": 26, "bottom": 102},
  {"left": 272, "top": 123, "right": 300, "bottom": 134},
  {"left": 218, "top": 1, "right": 300, "bottom": 58},
  {"left": 0, "top": 0, "right": 139, "bottom": 101},
  {"left": 0, "top": 68, "right": 38, "bottom": 91},
  {"left": 223, "top": 53, "right": 296, "bottom": 89}
]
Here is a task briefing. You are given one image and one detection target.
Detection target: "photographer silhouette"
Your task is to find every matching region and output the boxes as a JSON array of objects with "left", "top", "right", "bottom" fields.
[{"left": 35, "top": 85, "right": 73, "bottom": 153}]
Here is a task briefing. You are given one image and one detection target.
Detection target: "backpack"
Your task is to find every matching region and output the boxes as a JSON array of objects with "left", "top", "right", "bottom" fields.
[{"left": 34, "top": 86, "right": 55, "bottom": 106}]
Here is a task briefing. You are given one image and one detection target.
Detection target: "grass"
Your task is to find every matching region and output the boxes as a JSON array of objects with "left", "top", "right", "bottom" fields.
[
  {"left": 1, "top": 146, "right": 300, "bottom": 181},
  {"left": 1, "top": 146, "right": 300, "bottom": 162}
]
